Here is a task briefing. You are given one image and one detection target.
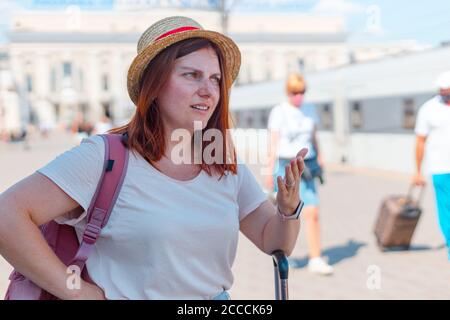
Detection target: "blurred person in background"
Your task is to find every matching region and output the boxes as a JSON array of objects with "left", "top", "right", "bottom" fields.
[
  {"left": 0, "top": 71, "right": 22, "bottom": 142},
  {"left": 92, "top": 114, "right": 113, "bottom": 135},
  {"left": 71, "top": 112, "right": 94, "bottom": 144},
  {"left": 413, "top": 71, "right": 450, "bottom": 261},
  {"left": 35, "top": 98, "right": 57, "bottom": 138},
  {"left": 266, "top": 73, "right": 333, "bottom": 275}
]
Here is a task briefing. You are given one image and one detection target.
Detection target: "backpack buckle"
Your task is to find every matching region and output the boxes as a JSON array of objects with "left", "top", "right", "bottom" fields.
[{"left": 83, "top": 223, "right": 101, "bottom": 244}]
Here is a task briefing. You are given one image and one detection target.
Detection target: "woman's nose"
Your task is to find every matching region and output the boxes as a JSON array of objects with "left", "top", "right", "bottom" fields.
[{"left": 197, "top": 78, "right": 215, "bottom": 97}]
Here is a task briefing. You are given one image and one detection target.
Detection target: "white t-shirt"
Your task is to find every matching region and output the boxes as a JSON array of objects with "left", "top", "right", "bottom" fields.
[
  {"left": 37, "top": 135, "right": 267, "bottom": 300},
  {"left": 415, "top": 96, "right": 450, "bottom": 174},
  {"left": 268, "top": 101, "right": 316, "bottom": 159}
]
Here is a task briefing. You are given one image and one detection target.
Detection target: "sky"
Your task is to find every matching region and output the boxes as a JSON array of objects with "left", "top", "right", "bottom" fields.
[{"left": 1, "top": 0, "right": 450, "bottom": 46}]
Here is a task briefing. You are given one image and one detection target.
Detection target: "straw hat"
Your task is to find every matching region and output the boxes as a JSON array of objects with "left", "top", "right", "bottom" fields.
[{"left": 127, "top": 16, "right": 241, "bottom": 106}]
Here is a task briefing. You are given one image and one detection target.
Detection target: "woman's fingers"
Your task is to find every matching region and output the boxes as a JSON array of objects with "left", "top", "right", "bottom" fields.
[
  {"left": 295, "top": 148, "right": 307, "bottom": 176},
  {"left": 296, "top": 156, "right": 305, "bottom": 174},
  {"left": 277, "top": 175, "right": 287, "bottom": 193},
  {"left": 284, "top": 164, "right": 296, "bottom": 191},
  {"left": 290, "top": 159, "right": 300, "bottom": 181},
  {"left": 297, "top": 147, "right": 308, "bottom": 158},
  {"left": 278, "top": 148, "right": 307, "bottom": 198}
]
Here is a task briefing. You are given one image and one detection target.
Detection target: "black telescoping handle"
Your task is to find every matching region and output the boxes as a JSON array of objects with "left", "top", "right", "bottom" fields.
[{"left": 272, "top": 250, "right": 289, "bottom": 300}]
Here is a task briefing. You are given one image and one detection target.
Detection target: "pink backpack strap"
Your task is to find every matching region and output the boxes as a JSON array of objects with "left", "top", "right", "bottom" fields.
[{"left": 69, "top": 133, "right": 129, "bottom": 271}]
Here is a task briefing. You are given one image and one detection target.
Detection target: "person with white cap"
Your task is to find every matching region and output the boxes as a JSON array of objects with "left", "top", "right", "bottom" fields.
[
  {"left": 413, "top": 70, "right": 450, "bottom": 261},
  {"left": 0, "top": 16, "right": 308, "bottom": 299}
]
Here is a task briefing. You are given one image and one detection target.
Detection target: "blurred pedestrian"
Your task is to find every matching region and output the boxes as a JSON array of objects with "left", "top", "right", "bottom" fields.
[
  {"left": 413, "top": 70, "right": 450, "bottom": 261},
  {"left": 71, "top": 113, "right": 93, "bottom": 144},
  {"left": 266, "top": 73, "right": 333, "bottom": 275},
  {"left": 93, "top": 115, "right": 112, "bottom": 135}
]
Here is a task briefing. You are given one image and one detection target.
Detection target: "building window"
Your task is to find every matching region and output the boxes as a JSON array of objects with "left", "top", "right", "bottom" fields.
[
  {"left": 298, "top": 58, "right": 305, "bottom": 72},
  {"left": 240, "top": 110, "right": 254, "bottom": 128},
  {"left": 50, "top": 67, "right": 56, "bottom": 92},
  {"left": 403, "top": 98, "right": 416, "bottom": 129},
  {"left": 54, "top": 103, "right": 60, "bottom": 120},
  {"left": 261, "top": 110, "right": 270, "bottom": 128},
  {"left": 26, "top": 74, "right": 33, "bottom": 92},
  {"left": 321, "top": 104, "right": 333, "bottom": 130},
  {"left": 351, "top": 102, "right": 363, "bottom": 129},
  {"left": 232, "top": 111, "right": 240, "bottom": 127},
  {"left": 63, "top": 62, "right": 72, "bottom": 77},
  {"left": 102, "top": 102, "right": 112, "bottom": 119},
  {"left": 102, "top": 74, "right": 109, "bottom": 92}
]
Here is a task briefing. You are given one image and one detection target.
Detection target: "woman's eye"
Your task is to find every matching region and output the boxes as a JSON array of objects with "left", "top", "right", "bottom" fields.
[
  {"left": 212, "top": 77, "right": 221, "bottom": 84},
  {"left": 184, "top": 72, "right": 197, "bottom": 78}
]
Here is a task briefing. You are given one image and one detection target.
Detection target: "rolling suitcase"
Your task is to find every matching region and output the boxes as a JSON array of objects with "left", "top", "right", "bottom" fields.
[
  {"left": 374, "top": 185, "right": 424, "bottom": 250},
  {"left": 272, "top": 250, "right": 289, "bottom": 300}
]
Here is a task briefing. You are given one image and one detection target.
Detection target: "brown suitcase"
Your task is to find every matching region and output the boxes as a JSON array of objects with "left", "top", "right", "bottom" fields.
[{"left": 374, "top": 185, "right": 424, "bottom": 250}]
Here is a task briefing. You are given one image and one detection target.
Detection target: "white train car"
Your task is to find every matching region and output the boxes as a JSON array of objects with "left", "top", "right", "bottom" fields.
[{"left": 230, "top": 45, "right": 450, "bottom": 173}]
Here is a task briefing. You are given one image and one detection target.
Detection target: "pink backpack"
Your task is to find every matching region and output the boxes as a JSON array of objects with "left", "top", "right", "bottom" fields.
[{"left": 4, "top": 134, "right": 129, "bottom": 300}]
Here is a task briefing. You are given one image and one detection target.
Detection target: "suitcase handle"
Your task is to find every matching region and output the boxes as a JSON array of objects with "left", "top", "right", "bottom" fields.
[
  {"left": 406, "top": 184, "right": 425, "bottom": 205},
  {"left": 272, "top": 250, "right": 289, "bottom": 300}
]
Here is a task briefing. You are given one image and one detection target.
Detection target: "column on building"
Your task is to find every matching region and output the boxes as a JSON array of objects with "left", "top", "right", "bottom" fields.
[
  {"left": 34, "top": 51, "right": 56, "bottom": 131},
  {"left": 87, "top": 50, "right": 102, "bottom": 123},
  {"left": 272, "top": 49, "right": 287, "bottom": 81},
  {"left": 332, "top": 70, "right": 350, "bottom": 163},
  {"left": 7, "top": 52, "right": 26, "bottom": 134},
  {"left": 110, "top": 49, "right": 123, "bottom": 123},
  {"left": 116, "top": 51, "right": 136, "bottom": 124},
  {"left": 9, "top": 52, "right": 24, "bottom": 95},
  {"left": 35, "top": 52, "right": 50, "bottom": 98},
  {"left": 75, "top": 52, "right": 88, "bottom": 119},
  {"left": 58, "top": 52, "right": 78, "bottom": 126}
]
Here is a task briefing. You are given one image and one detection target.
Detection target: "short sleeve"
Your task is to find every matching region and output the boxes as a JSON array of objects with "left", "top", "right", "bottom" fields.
[
  {"left": 268, "top": 106, "right": 282, "bottom": 131},
  {"left": 302, "top": 103, "right": 320, "bottom": 125},
  {"left": 237, "top": 163, "right": 267, "bottom": 221},
  {"left": 37, "top": 135, "right": 105, "bottom": 226},
  {"left": 415, "top": 104, "right": 429, "bottom": 136}
]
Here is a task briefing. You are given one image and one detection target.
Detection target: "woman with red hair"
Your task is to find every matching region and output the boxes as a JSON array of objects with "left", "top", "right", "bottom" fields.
[{"left": 0, "top": 17, "right": 307, "bottom": 299}]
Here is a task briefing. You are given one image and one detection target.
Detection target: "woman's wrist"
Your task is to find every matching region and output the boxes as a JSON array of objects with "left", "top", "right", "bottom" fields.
[
  {"left": 278, "top": 204, "right": 296, "bottom": 216},
  {"left": 277, "top": 200, "right": 304, "bottom": 220}
]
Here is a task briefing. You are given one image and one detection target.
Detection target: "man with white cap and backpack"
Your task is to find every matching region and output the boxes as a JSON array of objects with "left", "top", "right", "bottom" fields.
[{"left": 413, "top": 71, "right": 450, "bottom": 261}]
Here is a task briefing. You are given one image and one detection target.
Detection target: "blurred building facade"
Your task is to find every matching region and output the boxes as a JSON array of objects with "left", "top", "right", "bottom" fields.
[
  {"left": 1, "top": 4, "right": 423, "bottom": 130},
  {"left": 0, "top": 45, "right": 29, "bottom": 141}
]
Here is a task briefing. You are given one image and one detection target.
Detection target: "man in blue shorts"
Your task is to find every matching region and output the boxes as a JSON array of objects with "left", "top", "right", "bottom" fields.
[{"left": 413, "top": 71, "right": 450, "bottom": 261}]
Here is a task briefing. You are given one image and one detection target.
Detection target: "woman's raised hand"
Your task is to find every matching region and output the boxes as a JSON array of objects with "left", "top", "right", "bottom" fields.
[{"left": 275, "top": 148, "right": 308, "bottom": 215}]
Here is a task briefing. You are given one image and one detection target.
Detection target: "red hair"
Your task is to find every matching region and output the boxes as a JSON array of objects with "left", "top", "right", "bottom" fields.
[{"left": 110, "top": 38, "right": 237, "bottom": 178}]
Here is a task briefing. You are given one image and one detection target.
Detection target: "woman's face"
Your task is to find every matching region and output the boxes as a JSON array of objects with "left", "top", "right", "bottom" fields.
[
  {"left": 288, "top": 91, "right": 304, "bottom": 108},
  {"left": 157, "top": 46, "right": 221, "bottom": 135}
]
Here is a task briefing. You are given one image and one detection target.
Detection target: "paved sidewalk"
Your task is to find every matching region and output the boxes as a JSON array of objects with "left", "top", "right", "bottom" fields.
[
  {"left": 231, "top": 164, "right": 450, "bottom": 299},
  {"left": 1, "top": 132, "right": 449, "bottom": 299}
]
